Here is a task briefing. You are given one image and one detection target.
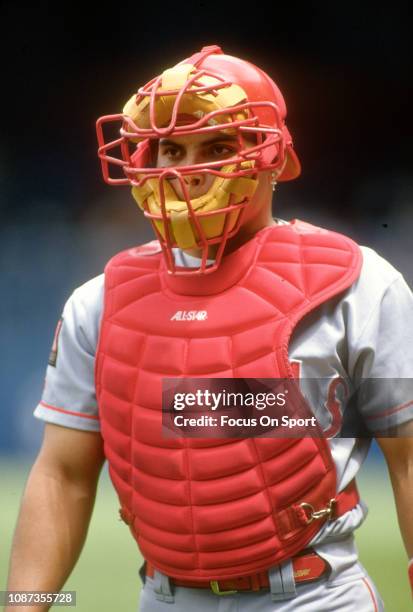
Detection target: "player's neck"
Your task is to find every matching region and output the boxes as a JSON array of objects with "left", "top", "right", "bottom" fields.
[{"left": 222, "top": 214, "right": 277, "bottom": 256}]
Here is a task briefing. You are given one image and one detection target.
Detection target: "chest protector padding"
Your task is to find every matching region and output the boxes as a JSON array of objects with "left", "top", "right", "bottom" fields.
[{"left": 96, "top": 220, "right": 362, "bottom": 581}]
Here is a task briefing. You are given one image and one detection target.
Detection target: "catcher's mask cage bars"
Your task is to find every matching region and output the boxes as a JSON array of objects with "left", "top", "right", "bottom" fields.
[
  {"left": 96, "top": 60, "right": 288, "bottom": 275},
  {"left": 96, "top": 104, "right": 285, "bottom": 185},
  {"left": 144, "top": 168, "right": 249, "bottom": 275}
]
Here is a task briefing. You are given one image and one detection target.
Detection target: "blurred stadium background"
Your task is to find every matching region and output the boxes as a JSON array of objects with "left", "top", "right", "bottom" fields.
[{"left": 1, "top": 1, "right": 412, "bottom": 609}]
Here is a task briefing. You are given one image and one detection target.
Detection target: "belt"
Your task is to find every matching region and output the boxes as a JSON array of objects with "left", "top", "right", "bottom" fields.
[{"left": 146, "top": 549, "right": 330, "bottom": 595}]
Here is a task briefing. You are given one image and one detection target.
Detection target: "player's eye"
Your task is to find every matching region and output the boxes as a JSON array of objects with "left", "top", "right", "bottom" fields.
[
  {"left": 207, "top": 143, "right": 236, "bottom": 158},
  {"left": 162, "top": 146, "right": 183, "bottom": 159}
]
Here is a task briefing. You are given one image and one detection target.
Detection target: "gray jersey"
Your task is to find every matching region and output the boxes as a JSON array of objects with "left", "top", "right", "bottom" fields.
[{"left": 33, "top": 222, "right": 413, "bottom": 563}]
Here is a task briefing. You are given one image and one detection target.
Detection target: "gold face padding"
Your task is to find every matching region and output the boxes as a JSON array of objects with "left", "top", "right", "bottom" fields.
[{"left": 123, "top": 63, "right": 259, "bottom": 250}]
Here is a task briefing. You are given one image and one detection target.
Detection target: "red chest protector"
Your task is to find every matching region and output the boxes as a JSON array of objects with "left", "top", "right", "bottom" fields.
[{"left": 95, "top": 219, "right": 362, "bottom": 581}]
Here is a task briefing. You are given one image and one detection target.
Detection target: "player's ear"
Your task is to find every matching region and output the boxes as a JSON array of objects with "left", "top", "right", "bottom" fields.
[{"left": 272, "top": 157, "right": 288, "bottom": 181}]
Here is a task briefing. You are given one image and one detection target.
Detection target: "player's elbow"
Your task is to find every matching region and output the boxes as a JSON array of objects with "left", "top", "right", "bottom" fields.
[{"left": 34, "top": 423, "right": 105, "bottom": 492}]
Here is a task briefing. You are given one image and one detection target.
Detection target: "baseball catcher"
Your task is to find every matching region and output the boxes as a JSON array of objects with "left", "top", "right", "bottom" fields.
[{"left": 6, "top": 45, "right": 413, "bottom": 611}]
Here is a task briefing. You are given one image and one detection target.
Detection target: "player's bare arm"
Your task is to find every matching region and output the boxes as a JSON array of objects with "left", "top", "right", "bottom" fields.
[
  {"left": 377, "top": 426, "right": 413, "bottom": 591},
  {"left": 5, "top": 423, "right": 105, "bottom": 612}
]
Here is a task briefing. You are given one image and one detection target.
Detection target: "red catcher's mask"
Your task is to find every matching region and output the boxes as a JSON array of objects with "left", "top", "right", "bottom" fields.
[{"left": 96, "top": 45, "right": 301, "bottom": 275}]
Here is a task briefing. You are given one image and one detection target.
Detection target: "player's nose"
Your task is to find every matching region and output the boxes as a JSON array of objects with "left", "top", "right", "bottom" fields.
[
  {"left": 183, "top": 174, "right": 207, "bottom": 196},
  {"left": 184, "top": 174, "right": 204, "bottom": 187}
]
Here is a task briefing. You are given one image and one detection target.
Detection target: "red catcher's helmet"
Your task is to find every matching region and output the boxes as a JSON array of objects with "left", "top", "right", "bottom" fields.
[{"left": 96, "top": 45, "right": 301, "bottom": 274}]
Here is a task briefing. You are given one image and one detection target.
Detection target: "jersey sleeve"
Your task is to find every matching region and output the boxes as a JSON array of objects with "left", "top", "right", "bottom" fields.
[
  {"left": 33, "top": 275, "right": 104, "bottom": 432},
  {"left": 348, "top": 250, "right": 413, "bottom": 433}
]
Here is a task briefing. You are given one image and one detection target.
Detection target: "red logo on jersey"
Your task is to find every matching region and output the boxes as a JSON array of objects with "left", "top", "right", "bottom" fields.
[
  {"left": 290, "top": 361, "right": 348, "bottom": 437},
  {"left": 324, "top": 377, "right": 348, "bottom": 437}
]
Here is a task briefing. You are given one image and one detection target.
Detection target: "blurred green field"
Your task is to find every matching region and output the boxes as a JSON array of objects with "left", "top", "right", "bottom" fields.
[{"left": 1, "top": 456, "right": 410, "bottom": 611}]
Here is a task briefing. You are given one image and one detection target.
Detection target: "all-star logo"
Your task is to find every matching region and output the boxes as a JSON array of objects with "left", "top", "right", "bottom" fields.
[{"left": 170, "top": 310, "right": 208, "bottom": 321}]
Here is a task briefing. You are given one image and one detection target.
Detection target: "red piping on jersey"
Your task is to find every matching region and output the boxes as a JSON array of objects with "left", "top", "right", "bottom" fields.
[
  {"left": 364, "top": 399, "right": 413, "bottom": 420},
  {"left": 39, "top": 400, "right": 99, "bottom": 420},
  {"left": 362, "top": 577, "right": 379, "bottom": 612}
]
